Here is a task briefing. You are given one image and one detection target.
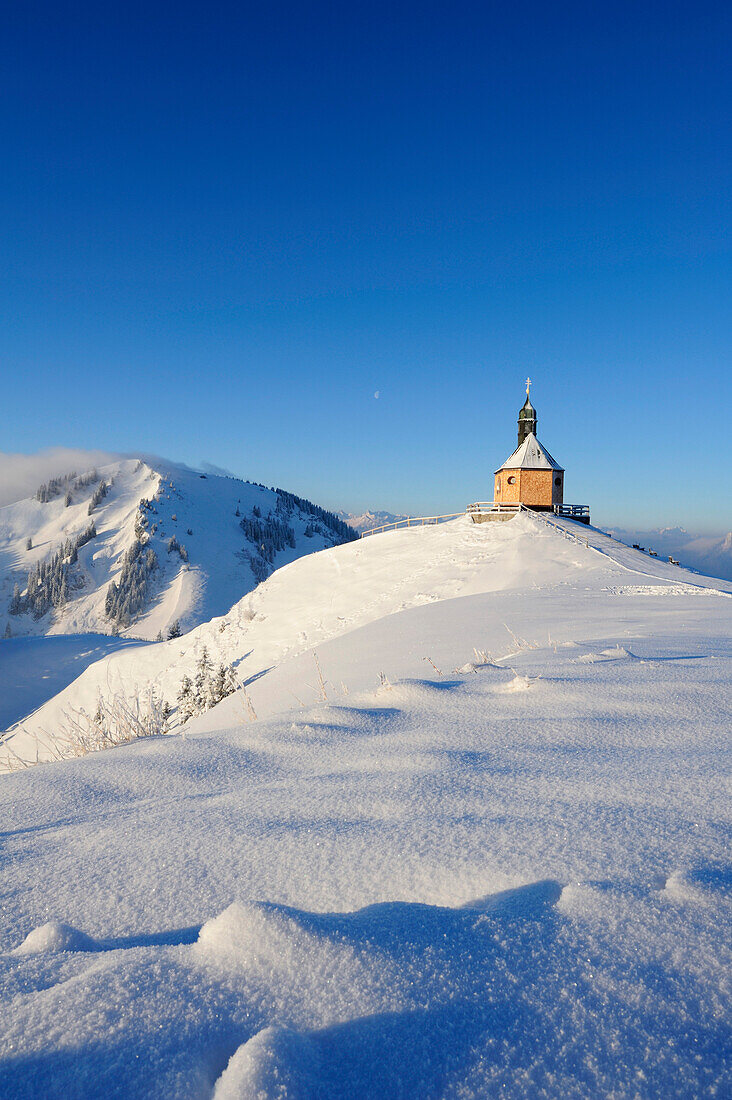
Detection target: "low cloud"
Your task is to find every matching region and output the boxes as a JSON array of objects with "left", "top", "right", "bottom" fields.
[
  {"left": 199, "top": 461, "right": 237, "bottom": 478},
  {"left": 0, "top": 448, "right": 119, "bottom": 507}
]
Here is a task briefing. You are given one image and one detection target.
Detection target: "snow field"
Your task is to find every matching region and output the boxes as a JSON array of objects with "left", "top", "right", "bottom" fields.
[
  {"left": 1, "top": 601, "right": 730, "bottom": 1097},
  {"left": 1, "top": 513, "right": 730, "bottom": 1096}
]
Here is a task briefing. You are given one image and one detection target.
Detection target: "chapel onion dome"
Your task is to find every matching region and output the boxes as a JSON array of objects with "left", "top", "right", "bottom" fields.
[
  {"left": 518, "top": 394, "right": 536, "bottom": 421},
  {"left": 517, "top": 393, "right": 537, "bottom": 446}
]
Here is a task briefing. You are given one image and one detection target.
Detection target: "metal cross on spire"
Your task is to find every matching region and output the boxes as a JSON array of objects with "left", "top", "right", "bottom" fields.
[{"left": 525, "top": 377, "right": 532, "bottom": 397}]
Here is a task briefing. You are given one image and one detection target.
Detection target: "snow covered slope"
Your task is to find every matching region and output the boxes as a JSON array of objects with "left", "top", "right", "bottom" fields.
[
  {"left": 0, "top": 511, "right": 730, "bottom": 1097},
  {"left": 608, "top": 524, "right": 732, "bottom": 581},
  {"left": 3, "top": 511, "right": 729, "bottom": 766},
  {"left": 0, "top": 458, "right": 355, "bottom": 643}
]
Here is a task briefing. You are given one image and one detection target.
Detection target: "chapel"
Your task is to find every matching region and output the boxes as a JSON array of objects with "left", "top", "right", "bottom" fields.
[{"left": 493, "top": 381, "right": 564, "bottom": 511}]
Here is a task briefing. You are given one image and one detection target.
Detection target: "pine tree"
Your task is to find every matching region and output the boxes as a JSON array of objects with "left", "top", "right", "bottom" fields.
[
  {"left": 208, "top": 664, "right": 228, "bottom": 706},
  {"left": 193, "top": 646, "right": 212, "bottom": 712},
  {"left": 9, "top": 584, "right": 22, "bottom": 615},
  {"left": 177, "top": 675, "right": 194, "bottom": 721},
  {"left": 167, "top": 620, "right": 181, "bottom": 639},
  {"left": 26, "top": 537, "right": 33, "bottom": 551}
]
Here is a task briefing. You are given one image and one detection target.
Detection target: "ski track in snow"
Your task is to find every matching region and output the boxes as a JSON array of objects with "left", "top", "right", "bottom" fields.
[{"left": 0, "top": 514, "right": 730, "bottom": 1096}]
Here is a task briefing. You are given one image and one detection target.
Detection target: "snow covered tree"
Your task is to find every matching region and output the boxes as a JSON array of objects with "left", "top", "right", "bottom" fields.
[
  {"left": 26, "top": 537, "right": 33, "bottom": 551},
  {"left": 167, "top": 620, "right": 181, "bottom": 639},
  {"left": 12, "top": 519, "right": 98, "bottom": 620},
  {"left": 208, "top": 664, "right": 237, "bottom": 707},
  {"left": 193, "top": 647, "right": 213, "bottom": 710},
  {"left": 9, "top": 585, "right": 22, "bottom": 615},
  {"left": 176, "top": 660, "right": 236, "bottom": 725},
  {"left": 73, "top": 469, "right": 98, "bottom": 491},
  {"left": 88, "top": 480, "right": 108, "bottom": 515},
  {"left": 134, "top": 509, "right": 149, "bottom": 540},
  {"left": 104, "top": 540, "right": 158, "bottom": 627},
  {"left": 177, "top": 675, "right": 195, "bottom": 721}
]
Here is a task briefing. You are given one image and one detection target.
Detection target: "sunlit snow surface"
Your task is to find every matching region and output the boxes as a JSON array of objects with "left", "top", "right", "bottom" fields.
[{"left": 0, "top": 515, "right": 730, "bottom": 1097}]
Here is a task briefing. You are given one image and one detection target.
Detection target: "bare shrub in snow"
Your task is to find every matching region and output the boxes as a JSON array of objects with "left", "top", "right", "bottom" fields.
[
  {"left": 313, "top": 651, "right": 329, "bottom": 701},
  {"left": 503, "top": 623, "right": 538, "bottom": 653},
  {"left": 4, "top": 689, "right": 171, "bottom": 767},
  {"left": 56, "top": 690, "right": 171, "bottom": 757}
]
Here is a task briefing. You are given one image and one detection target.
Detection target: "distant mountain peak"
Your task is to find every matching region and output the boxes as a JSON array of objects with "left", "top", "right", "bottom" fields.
[{"left": 0, "top": 457, "right": 357, "bottom": 642}]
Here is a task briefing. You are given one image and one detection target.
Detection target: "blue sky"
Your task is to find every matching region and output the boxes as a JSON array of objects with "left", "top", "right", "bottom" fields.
[{"left": 2, "top": 1, "right": 730, "bottom": 530}]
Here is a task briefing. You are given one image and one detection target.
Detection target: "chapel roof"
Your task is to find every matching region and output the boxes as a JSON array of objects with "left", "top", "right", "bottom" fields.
[{"left": 496, "top": 431, "right": 564, "bottom": 472}]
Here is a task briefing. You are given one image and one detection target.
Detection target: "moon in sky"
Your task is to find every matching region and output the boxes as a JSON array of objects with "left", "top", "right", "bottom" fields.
[{"left": 374, "top": 390, "right": 380, "bottom": 399}]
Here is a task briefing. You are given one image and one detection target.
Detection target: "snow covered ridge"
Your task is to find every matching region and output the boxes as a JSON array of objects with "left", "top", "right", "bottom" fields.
[
  {"left": 3, "top": 510, "right": 730, "bottom": 768},
  {"left": 0, "top": 458, "right": 357, "bottom": 642}
]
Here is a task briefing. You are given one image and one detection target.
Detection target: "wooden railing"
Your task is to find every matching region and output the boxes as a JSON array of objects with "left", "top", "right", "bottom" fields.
[
  {"left": 361, "top": 502, "right": 590, "bottom": 537},
  {"left": 553, "top": 504, "right": 590, "bottom": 518},
  {"left": 466, "top": 502, "right": 521, "bottom": 514},
  {"left": 360, "top": 512, "right": 465, "bottom": 537}
]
